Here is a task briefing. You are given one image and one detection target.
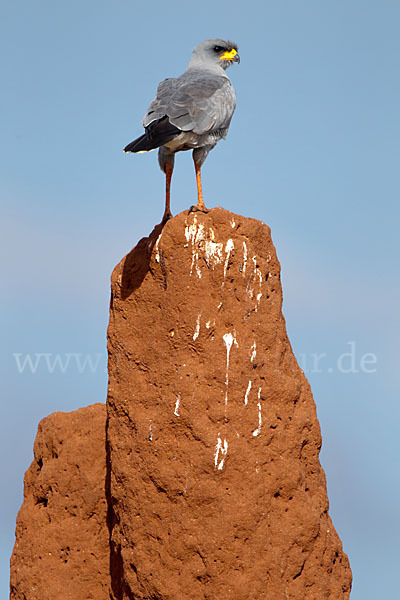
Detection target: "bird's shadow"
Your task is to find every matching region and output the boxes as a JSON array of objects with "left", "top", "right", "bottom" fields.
[{"left": 120, "top": 220, "right": 166, "bottom": 300}]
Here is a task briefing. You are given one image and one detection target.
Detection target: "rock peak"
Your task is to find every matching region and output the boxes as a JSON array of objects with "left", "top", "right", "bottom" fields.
[
  {"left": 11, "top": 209, "right": 352, "bottom": 599},
  {"left": 107, "top": 208, "right": 352, "bottom": 598}
]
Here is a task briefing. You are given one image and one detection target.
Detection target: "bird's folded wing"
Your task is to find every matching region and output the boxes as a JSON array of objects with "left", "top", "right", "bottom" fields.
[{"left": 142, "top": 74, "right": 236, "bottom": 136}]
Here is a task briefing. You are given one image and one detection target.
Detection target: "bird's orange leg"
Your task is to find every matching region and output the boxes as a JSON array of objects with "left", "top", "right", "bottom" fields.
[
  {"left": 193, "top": 157, "right": 208, "bottom": 212},
  {"left": 162, "top": 162, "right": 173, "bottom": 222}
]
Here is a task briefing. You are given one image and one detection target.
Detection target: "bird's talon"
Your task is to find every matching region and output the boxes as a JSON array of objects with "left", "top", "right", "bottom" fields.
[
  {"left": 189, "top": 204, "right": 209, "bottom": 214},
  {"left": 161, "top": 211, "right": 173, "bottom": 223}
]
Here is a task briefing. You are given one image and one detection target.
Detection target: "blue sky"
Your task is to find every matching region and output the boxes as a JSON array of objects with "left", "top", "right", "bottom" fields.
[{"left": 2, "top": 1, "right": 400, "bottom": 597}]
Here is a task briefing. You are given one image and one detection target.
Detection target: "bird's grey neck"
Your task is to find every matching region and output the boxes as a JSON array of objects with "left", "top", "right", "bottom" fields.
[{"left": 187, "top": 56, "right": 229, "bottom": 77}]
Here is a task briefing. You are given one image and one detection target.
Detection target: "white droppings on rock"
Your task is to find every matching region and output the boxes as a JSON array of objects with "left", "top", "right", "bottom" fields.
[
  {"left": 223, "top": 332, "right": 238, "bottom": 405},
  {"left": 193, "top": 314, "right": 201, "bottom": 341},
  {"left": 204, "top": 240, "right": 224, "bottom": 267},
  {"left": 174, "top": 395, "right": 181, "bottom": 417},
  {"left": 223, "top": 332, "right": 237, "bottom": 356},
  {"left": 189, "top": 249, "right": 199, "bottom": 277},
  {"left": 224, "top": 239, "right": 234, "bottom": 279},
  {"left": 185, "top": 217, "right": 226, "bottom": 277},
  {"left": 242, "top": 241, "right": 248, "bottom": 277},
  {"left": 154, "top": 232, "right": 163, "bottom": 263},
  {"left": 250, "top": 342, "right": 257, "bottom": 363},
  {"left": 214, "top": 436, "right": 228, "bottom": 470},
  {"left": 252, "top": 388, "right": 262, "bottom": 437},
  {"left": 244, "top": 380, "right": 252, "bottom": 405},
  {"left": 185, "top": 216, "right": 204, "bottom": 278},
  {"left": 252, "top": 257, "right": 263, "bottom": 287},
  {"left": 185, "top": 216, "right": 204, "bottom": 245},
  {"left": 149, "top": 422, "right": 153, "bottom": 441},
  {"left": 246, "top": 255, "right": 263, "bottom": 309}
]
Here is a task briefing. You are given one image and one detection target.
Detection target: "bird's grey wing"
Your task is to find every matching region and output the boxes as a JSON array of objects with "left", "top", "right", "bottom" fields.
[
  {"left": 142, "top": 74, "right": 236, "bottom": 136},
  {"left": 142, "top": 78, "right": 180, "bottom": 127}
]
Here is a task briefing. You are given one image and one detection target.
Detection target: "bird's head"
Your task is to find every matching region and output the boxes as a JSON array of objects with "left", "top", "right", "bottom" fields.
[{"left": 190, "top": 38, "right": 240, "bottom": 70}]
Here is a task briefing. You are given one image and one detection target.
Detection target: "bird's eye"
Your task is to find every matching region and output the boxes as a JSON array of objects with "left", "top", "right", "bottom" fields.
[{"left": 213, "top": 46, "right": 224, "bottom": 53}]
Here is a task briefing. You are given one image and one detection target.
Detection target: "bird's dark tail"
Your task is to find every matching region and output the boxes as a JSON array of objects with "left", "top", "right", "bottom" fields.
[
  {"left": 123, "top": 134, "right": 157, "bottom": 153},
  {"left": 123, "top": 116, "right": 181, "bottom": 154}
]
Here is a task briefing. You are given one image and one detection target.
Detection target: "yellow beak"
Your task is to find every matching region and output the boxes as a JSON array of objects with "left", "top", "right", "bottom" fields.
[{"left": 219, "top": 48, "right": 239, "bottom": 62}]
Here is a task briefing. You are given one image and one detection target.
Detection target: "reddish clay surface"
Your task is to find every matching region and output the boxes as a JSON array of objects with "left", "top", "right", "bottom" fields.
[
  {"left": 11, "top": 209, "right": 351, "bottom": 599},
  {"left": 10, "top": 404, "right": 110, "bottom": 600},
  {"left": 106, "top": 208, "right": 352, "bottom": 599}
]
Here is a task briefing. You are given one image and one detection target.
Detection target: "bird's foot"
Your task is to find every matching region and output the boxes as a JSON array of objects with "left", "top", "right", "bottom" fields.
[
  {"left": 161, "top": 210, "right": 173, "bottom": 223},
  {"left": 188, "top": 204, "right": 209, "bottom": 214}
]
